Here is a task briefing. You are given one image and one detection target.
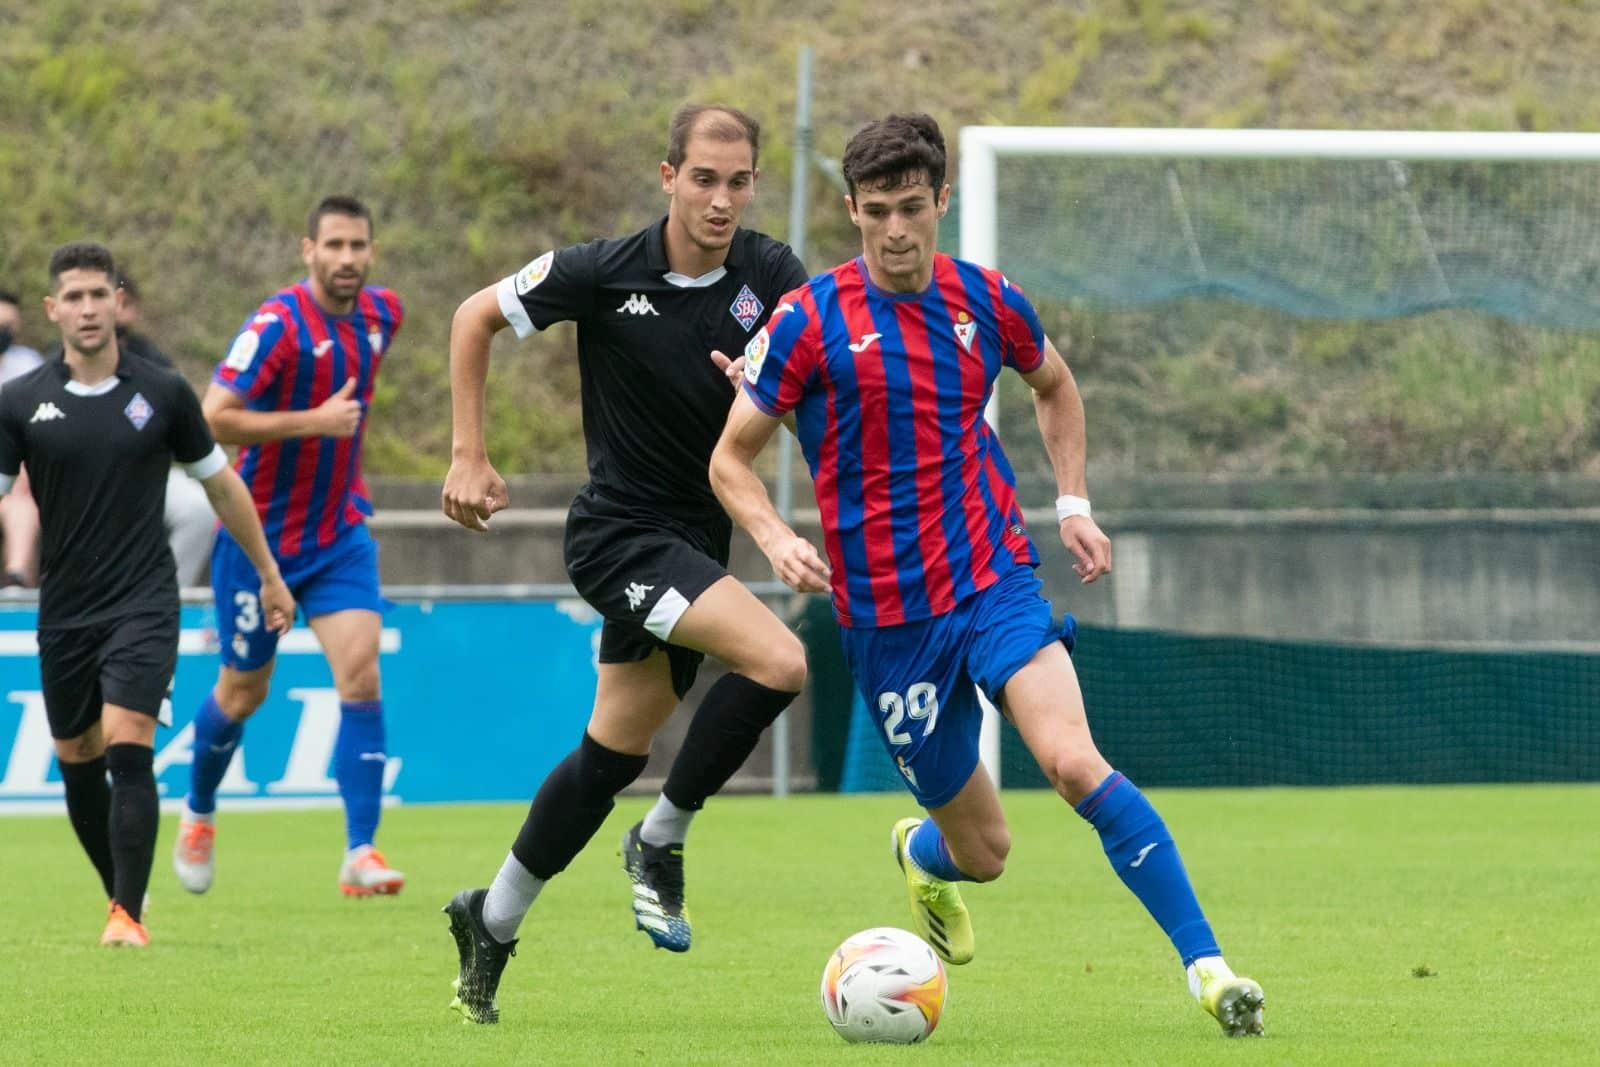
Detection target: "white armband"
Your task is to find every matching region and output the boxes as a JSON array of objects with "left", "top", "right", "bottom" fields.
[
  {"left": 184, "top": 445, "right": 229, "bottom": 480},
  {"left": 1055, "top": 494, "right": 1091, "bottom": 522}
]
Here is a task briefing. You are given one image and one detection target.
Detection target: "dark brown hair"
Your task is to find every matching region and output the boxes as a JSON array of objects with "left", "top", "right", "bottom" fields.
[
  {"left": 48, "top": 242, "right": 116, "bottom": 291},
  {"left": 308, "top": 195, "right": 373, "bottom": 241},
  {"left": 667, "top": 104, "right": 761, "bottom": 170},
  {"left": 841, "top": 113, "right": 947, "bottom": 197}
]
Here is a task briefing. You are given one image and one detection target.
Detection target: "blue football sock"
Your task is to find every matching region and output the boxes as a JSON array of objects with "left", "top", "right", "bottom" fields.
[
  {"left": 186, "top": 694, "right": 243, "bottom": 816},
  {"left": 907, "top": 818, "right": 975, "bottom": 883},
  {"left": 334, "top": 700, "right": 386, "bottom": 850},
  {"left": 1075, "top": 771, "right": 1221, "bottom": 966}
]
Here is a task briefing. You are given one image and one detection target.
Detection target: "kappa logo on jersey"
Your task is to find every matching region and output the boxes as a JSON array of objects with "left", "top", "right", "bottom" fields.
[
  {"left": 616, "top": 293, "right": 659, "bottom": 317},
  {"left": 953, "top": 311, "right": 977, "bottom": 352},
  {"left": 729, "top": 283, "right": 764, "bottom": 331},
  {"left": 223, "top": 330, "right": 260, "bottom": 372},
  {"left": 743, "top": 327, "right": 770, "bottom": 384},
  {"left": 847, "top": 332, "right": 882, "bottom": 354},
  {"left": 313, "top": 339, "right": 334, "bottom": 358},
  {"left": 624, "top": 581, "right": 654, "bottom": 611},
  {"left": 124, "top": 392, "right": 154, "bottom": 431},
  {"left": 29, "top": 402, "right": 66, "bottom": 424},
  {"left": 514, "top": 251, "right": 554, "bottom": 296}
]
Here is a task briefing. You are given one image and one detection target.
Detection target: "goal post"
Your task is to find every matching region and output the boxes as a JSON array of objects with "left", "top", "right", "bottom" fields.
[{"left": 959, "top": 125, "right": 1600, "bottom": 786}]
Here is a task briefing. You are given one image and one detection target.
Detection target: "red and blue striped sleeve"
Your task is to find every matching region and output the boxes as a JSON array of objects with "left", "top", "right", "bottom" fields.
[
  {"left": 214, "top": 302, "right": 294, "bottom": 400},
  {"left": 740, "top": 285, "right": 819, "bottom": 417},
  {"left": 997, "top": 275, "right": 1047, "bottom": 373}
]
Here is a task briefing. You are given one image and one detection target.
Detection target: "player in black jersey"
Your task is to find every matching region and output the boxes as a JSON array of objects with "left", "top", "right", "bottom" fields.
[
  {"left": 0, "top": 242, "right": 294, "bottom": 947},
  {"left": 438, "top": 104, "right": 812, "bottom": 1022}
]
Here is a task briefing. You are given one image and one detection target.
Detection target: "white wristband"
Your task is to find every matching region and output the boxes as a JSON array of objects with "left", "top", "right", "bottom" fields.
[{"left": 1056, "top": 494, "right": 1091, "bottom": 522}]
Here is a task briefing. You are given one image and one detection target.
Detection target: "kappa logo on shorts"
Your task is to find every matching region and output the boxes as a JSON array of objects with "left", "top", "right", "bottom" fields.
[
  {"left": 124, "top": 392, "right": 154, "bottom": 430},
  {"left": 625, "top": 581, "right": 655, "bottom": 611},
  {"left": 729, "top": 283, "right": 764, "bottom": 331}
]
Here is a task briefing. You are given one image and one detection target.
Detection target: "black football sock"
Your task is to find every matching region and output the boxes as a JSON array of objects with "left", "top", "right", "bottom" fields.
[
  {"left": 60, "top": 755, "right": 115, "bottom": 898},
  {"left": 106, "top": 743, "right": 159, "bottom": 922},
  {"left": 510, "top": 732, "right": 648, "bottom": 881},
  {"left": 660, "top": 673, "right": 798, "bottom": 815}
]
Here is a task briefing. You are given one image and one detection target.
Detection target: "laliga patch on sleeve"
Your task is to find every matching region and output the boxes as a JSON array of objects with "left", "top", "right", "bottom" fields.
[
  {"left": 224, "top": 330, "right": 260, "bottom": 372},
  {"left": 743, "top": 326, "right": 770, "bottom": 384},
  {"left": 514, "top": 251, "right": 555, "bottom": 295}
]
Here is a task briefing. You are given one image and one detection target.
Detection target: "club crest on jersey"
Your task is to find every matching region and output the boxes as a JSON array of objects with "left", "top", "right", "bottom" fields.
[
  {"left": 515, "top": 251, "right": 554, "bottom": 295},
  {"left": 953, "top": 311, "right": 977, "bottom": 352},
  {"left": 729, "top": 283, "right": 764, "bottom": 331},
  {"left": 368, "top": 330, "right": 384, "bottom": 357},
  {"left": 743, "top": 326, "right": 769, "bottom": 384},
  {"left": 124, "top": 392, "right": 154, "bottom": 430}
]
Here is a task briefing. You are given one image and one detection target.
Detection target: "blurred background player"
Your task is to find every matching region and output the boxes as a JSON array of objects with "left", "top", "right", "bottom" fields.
[
  {"left": 0, "top": 242, "right": 292, "bottom": 946},
  {"left": 438, "top": 103, "right": 809, "bottom": 1023},
  {"left": 171, "top": 196, "right": 406, "bottom": 898},
  {"left": 0, "top": 287, "right": 44, "bottom": 588},
  {"left": 713, "top": 113, "right": 1266, "bottom": 1037},
  {"left": 114, "top": 272, "right": 218, "bottom": 587}
]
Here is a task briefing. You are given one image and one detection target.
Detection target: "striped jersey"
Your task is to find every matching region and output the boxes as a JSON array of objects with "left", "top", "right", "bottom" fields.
[
  {"left": 213, "top": 281, "right": 403, "bottom": 558},
  {"left": 741, "top": 254, "right": 1046, "bottom": 628}
]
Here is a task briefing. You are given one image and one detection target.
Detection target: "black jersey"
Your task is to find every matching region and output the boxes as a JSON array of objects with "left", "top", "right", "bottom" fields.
[
  {"left": 496, "top": 218, "right": 807, "bottom": 521},
  {"left": 0, "top": 354, "right": 219, "bottom": 628}
]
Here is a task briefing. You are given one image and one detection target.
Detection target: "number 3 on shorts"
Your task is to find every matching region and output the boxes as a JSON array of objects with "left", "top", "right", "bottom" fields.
[
  {"left": 878, "top": 682, "right": 940, "bottom": 746},
  {"left": 233, "top": 590, "right": 261, "bottom": 634}
]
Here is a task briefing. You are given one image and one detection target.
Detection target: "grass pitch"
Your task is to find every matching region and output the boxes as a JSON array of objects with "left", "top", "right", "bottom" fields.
[{"left": 3, "top": 785, "right": 1596, "bottom": 1065}]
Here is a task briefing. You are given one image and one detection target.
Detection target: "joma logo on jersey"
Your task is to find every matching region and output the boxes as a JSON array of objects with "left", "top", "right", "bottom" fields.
[
  {"left": 729, "top": 283, "right": 764, "bottom": 330},
  {"left": 616, "top": 294, "right": 659, "bottom": 317},
  {"left": 29, "top": 402, "right": 66, "bottom": 424}
]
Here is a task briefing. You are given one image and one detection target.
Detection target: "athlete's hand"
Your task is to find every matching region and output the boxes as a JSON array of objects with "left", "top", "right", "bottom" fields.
[
  {"left": 709, "top": 349, "right": 745, "bottom": 389},
  {"left": 258, "top": 573, "right": 295, "bottom": 635},
  {"left": 766, "top": 534, "right": 831, "bottom": 594},
  {"left": 442, "top": 455, "right": 509, "bottom": 532},
  {"left": 1060, "top": 515, "right": 1112, "bottom": 584},
  {"left": 313, "top": 378, "right": 362, "bottom": 438}
]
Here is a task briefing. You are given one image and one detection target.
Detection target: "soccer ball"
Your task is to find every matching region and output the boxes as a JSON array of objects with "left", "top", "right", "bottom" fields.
[{"left": 820, "top": 927, "right": 948, "bottom": 1044}]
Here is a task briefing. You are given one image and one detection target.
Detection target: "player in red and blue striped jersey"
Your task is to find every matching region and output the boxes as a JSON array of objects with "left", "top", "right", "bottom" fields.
[
  {"left": 173, "top": 196, "right": 406, "bottom": 899},
  {"left": 713, "top": 114, "right": 1265, "bottom": 1037}
]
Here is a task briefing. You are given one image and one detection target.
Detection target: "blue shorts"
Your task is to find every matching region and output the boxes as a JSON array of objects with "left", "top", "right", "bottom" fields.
[
  {"left": 211, "top": 523, "right": 388, "bottom": 671},
  {"left": 839, "top": 562, "right": 1076, "bottom": 809}
]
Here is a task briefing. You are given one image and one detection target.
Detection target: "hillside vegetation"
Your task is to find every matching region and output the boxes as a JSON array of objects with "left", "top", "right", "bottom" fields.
[{"left": 5, "top": 0, "right": 1600, "bottom": 477}]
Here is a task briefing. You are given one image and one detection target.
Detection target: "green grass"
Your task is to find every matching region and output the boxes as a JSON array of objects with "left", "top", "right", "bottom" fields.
[{"left": 4, "top": 786, "right": 1597, "bottom": 1064}]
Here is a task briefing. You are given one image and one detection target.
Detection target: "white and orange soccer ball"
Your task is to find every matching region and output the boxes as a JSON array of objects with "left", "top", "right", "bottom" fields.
[{"left": 820, "top": 926, "right": 948, "bottom": 1044}]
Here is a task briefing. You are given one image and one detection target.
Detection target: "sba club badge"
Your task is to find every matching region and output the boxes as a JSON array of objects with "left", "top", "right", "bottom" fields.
[
  {"left": 729, "top": 283, "right": 764, "bottom": 331},
  {"left": 125, "top": 392, "right": 154, "bottom": 430}
]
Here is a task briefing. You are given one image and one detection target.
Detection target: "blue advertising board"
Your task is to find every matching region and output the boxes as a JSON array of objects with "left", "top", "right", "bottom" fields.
[{"left": 0, "top": 598, "right": 602, "bottom": 813}]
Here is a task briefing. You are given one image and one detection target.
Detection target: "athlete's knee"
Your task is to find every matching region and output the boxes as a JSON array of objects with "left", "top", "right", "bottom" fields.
[
  {"left": 214, "top": 672, "right": 270, "bottom": 720},
  {"left": 336, "top": 658, "right": 381, "bottom": 703},
  {"left": 1042, "top": 746, "right": 1111, "bottom": 805},
  {"left": 743, "top": 630, "right": 807, "bottom": 693},
  {"left": 573, "top": 731, "right": 650, "bottom": 804}
]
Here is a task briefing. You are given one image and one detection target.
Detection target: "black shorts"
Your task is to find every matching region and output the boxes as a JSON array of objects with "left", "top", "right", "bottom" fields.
[
  {"left": 37, "top": 610, "right": 178, "bottom": 740},
  {"left": 564, "top": 486, "right": 732, "bottom": 698}
]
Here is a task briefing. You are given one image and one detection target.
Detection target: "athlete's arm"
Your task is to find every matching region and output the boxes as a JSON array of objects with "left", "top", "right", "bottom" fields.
[
  {"left": 1021, "top": 336, "right": 1112, "bottom": 584},
  {"left": 441, "top": 284, "right": 511, "bottom": 532},
  {"left": 199, "top": 464, "right": 294, "bottom": 633},
  {"left": 711, "top": 392, "right": 830, "bottom": 593},
  {"left": 203, "top": 378, "right": 361, "bottom": 444}
]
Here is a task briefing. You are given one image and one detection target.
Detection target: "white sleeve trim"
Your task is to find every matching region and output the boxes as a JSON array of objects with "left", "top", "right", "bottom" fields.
[
  {"left": 184, "top": 444, "right": 229, "bottom": 480},
  {"left": 0, "top": 473, "right": 13, "bottom": 497},
  {"left": 496, "top": 275, "right": 537, "bottom": 339}
]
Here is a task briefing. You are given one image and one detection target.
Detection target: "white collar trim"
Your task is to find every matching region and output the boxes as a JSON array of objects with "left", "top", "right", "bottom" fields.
[{"left": 65, "top": 376, "right": 121, "bottom": 397}]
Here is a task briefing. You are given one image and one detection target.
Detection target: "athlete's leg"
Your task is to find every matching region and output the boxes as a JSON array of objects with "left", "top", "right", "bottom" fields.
[
  {"left": 100, "top": 704, "right": 159, "bottom": 927},
  {"left": 637, "top": 576, "right": 804, "bottom": 846},
  {"left": 1003, "top": 642, "right": 1263, "bottom": 1033},
  {"left": 53, "top": 723, "right": 114, "bottom": 899}
]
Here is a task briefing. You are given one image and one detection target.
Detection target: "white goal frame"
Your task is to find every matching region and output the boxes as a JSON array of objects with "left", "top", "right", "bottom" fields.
[{"left": 959, "top": 126, "right": 1600, "bottom": 787}]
